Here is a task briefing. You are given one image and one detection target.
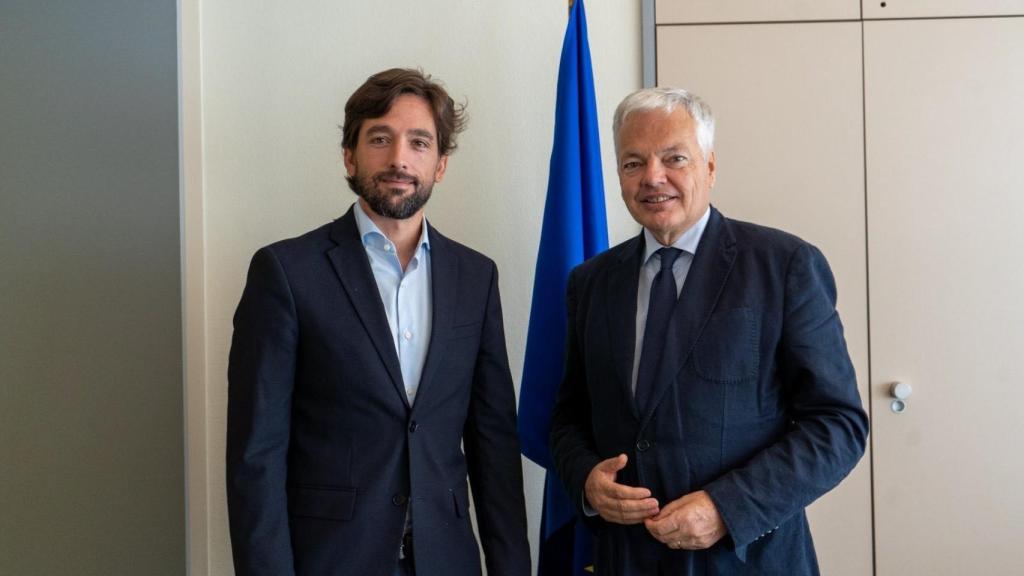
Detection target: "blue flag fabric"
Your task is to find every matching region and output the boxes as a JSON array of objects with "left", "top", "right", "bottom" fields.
[{"left": 517, "top": 1, "right": 608, "bottom": 574}]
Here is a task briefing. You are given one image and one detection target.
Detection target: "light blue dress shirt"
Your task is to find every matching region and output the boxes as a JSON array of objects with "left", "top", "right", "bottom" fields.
[
  {"left": 631, "top": 207, "right": 711, "bottom": 394},
  {"left": 352, "top": 202, "right": 432, "bottom": 404}
]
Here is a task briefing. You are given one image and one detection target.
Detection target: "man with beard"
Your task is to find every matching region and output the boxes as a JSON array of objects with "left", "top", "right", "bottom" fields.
[{"left": 226, "top": 68, "right": 531, "bottom": 576}]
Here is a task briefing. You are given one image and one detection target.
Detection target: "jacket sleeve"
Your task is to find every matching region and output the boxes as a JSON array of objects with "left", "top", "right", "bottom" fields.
[
  {"left": 703, "top": 243, "right": 869, "bottom": 560},
  {"left": 549, "top": 268, "right": 604, "bottom": 516},
  {"left": 463, "top": 262, "right": 532, "bottom": 576},
  {"left": 225, "top": 246, "right": 297, "bottom": 576}
]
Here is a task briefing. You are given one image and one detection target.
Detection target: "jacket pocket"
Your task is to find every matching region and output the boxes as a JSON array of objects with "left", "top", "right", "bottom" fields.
[
  {"left": 451, "top": 483, "right": 470, "bottom": 518},
  {"left": 693, "top": 307, "right": 759, "bottom": 383},
  {"left": 288, "top": 485, "right": 357, "bottom": 521},
  {"left": 448, "top": 321, "right": 482, "bottom": 341}
]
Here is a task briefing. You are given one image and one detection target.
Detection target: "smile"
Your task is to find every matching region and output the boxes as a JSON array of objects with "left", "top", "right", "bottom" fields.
[
  {"left": 377, "top": 172, "right": 417, "bottom": 186},
  {"left": 642, "top": 195, "right": 676, "bottom": 204}
]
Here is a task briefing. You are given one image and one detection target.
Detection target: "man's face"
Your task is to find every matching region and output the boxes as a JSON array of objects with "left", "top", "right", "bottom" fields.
[
  {"left": 617, "top": 107, "right": 716, "bottom": 246},
  {"left": 343, "top": 94, "right": 448, "bottom": 220}
]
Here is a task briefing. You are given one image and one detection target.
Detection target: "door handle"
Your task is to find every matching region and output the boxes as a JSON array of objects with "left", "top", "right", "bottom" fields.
[{"left": 889, "top": 381, "right": 912, "bottom": 413}]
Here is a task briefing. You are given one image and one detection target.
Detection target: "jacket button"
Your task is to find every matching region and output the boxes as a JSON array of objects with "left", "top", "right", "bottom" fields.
[
  {"left": 392, "top": 494, "right": 407, "bottom": 506},
  {"left": 409, "top": 421, "right": 418, "bottom": 433},
  {"left": 636, "top": 439, "right": 651, "bottom": 452}
]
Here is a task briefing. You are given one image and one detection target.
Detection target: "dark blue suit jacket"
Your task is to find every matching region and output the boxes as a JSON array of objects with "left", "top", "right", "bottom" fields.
[
  {"left": 227, "top": 207, "right": 530, "bottom": 576},
  {"left": 550, "top": 207, "right": 868, "bottom": 575}
]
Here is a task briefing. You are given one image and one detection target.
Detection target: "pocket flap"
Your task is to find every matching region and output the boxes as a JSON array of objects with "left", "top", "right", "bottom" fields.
[
  {"left": 449, "top": 321, "right": 482, "bottom": 341},
  {"left": 451, "top": 484, "right": 470, "bottom": 518}
]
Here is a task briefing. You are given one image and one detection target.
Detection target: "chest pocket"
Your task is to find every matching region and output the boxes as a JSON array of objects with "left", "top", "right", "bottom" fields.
[
  {"left": 692, "top": 307, "right": 759, "bottom": 383},
  {"left": 448, "top": 321, "right": 481, "bottom": 341}
]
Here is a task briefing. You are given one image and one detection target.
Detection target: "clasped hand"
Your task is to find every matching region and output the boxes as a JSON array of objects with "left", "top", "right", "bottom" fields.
[{"left": 584, "top": 454, "right": 727, "bottom": 550}]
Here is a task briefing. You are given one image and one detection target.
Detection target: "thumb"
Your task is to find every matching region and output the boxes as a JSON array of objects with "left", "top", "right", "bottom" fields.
[{"left": 609, "top": 453, "right": 628, "bottom": 472}]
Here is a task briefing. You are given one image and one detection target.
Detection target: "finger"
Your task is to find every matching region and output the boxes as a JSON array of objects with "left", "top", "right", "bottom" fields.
[
  {"left": 598, "top": 500, "right": 657, "bottom": 525},
  {"left": 616, "top": 508, "right": 659, "bottom": 524},
  {"left": 603, "top": 481, "right": 652, "bottom": 500},
  {"left": 597, "top": 453, "right": 628, "bottom": 473},
  {"left": 615, "top": 496, "right": 660, "bottom": 517},
  {"left": 647, "top": 517, "right": 681, "bottom": 539},
  {"left": 595, "top": 491, "right": 658, "bottom": 511},
  {"left": 588, "top": 471, "right": 651, "bottom": 500},
  {"left": 597, "top": 496, "right": 659, "bottom": 524},
  {"left": 606, "top": 504, "right": 660, "bottom": 524},
  {"left": 644, "top": 517, "right": 680, "bottom": 542},
  {"left": 646, "top": 507, "right": 675, "bottom": 523},
  {"left": 645, "top": 523, "right": 675, "bottom": 544}
]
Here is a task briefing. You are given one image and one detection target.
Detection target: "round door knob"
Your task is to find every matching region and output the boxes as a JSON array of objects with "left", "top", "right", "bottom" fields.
[{"left": 889, "top": 381, "right": 912, "bottom": 400}]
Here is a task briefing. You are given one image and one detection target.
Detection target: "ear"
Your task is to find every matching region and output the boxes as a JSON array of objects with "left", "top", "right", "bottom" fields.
[
  {"left": 433, "top": 155, "right": 449, "bottom": 183},
  {"left": 343, "top": 148, "right": 356, "bottom": 177},
  {"left": 706, "top": 150, "right": 716, "bottom": 188}
]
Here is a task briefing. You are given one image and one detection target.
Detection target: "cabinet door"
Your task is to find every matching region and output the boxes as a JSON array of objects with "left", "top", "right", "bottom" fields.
[
  {"left": 658, "top": 23, "right": 871, "bottom": 576},
  {"left": 656, "top": 0, "right": 859, "bottom": 24},
  {"left": 865, "top": 17, "right": 1024, "bottom": 576},
  {"left": 863, "top": 0, "right": 1024, "bottom": 19}
]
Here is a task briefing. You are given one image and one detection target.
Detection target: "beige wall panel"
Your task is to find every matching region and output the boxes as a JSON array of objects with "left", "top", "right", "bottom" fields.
[
  {"left": 656, "top": 0, "right": 859, "bottom": 24},
  {"left": 864, "top": 0, "right": 1024, "bottom": 19},
  {"left": 658, "top": 23, "right": 872, "bottom": 576},
  {"left": 865, "top": 17, "right": 1024, "bottom": 576}
]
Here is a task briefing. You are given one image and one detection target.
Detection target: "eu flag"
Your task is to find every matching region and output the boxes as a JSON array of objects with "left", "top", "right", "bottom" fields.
[{"left": 517, "top": 1, "right": 608, "bottom": 574}]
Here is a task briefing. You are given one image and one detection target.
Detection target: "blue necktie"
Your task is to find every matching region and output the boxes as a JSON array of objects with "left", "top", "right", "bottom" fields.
[{"left": 635, "top": 247, "right": 682, "bottom": 413}]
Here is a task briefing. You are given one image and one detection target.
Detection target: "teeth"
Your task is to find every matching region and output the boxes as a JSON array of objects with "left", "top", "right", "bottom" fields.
[{"left": 644, "top": 196, "right": 672, "bottom": 203}]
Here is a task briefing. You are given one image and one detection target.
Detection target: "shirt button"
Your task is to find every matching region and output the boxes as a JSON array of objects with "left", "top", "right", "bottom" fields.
[
  {"left": 403, "top": 330, "right": 412, "bottom": 340},
  {"left": 384, "top": 244, "right": 393, "bottom": 252},
  {"left": 636, "top": 439, "right": 651, "bottom": 452},
  {"left": 392, "top": 494, "right": 407, "bottom": 506}
]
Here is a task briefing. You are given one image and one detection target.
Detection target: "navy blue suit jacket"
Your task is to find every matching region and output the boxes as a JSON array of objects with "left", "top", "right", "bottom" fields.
[
  {"left": 227, "top": 207, "right": 530, "bottom": 576},
  {"left": 550, "top": 207, "right": 868, "bottom": 575}
]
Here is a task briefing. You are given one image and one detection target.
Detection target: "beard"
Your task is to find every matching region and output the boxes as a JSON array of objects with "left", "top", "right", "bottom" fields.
[{"left": 347, "top": 169, "right": 434, "bottom": 220}]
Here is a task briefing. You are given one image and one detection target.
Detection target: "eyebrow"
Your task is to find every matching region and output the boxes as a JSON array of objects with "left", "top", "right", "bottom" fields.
[
  {"left": 620, "top": 145, "right": 685, "bottom": 159},
  {"left": 364, "top": 125, "right": 435, "bottom": 141},
  {"left": 408, "top": 128, "right": 435, "bottom": 141}
]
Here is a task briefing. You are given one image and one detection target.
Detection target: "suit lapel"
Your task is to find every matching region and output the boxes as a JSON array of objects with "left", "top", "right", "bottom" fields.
[
  {"left": 605, "top": 234, "right": 644, "bottom": 421},
  {"left": 413, "top": 226, "right": 457, "bottom": 407},
  {"left": 327, "top": 208, "right": 409, "bottom": 408},
  {"left": 640, "top": 208, "right": 737, "bottom": 426}
]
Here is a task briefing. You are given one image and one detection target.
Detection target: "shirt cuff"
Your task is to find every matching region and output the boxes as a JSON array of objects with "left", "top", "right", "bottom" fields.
[{"left": 581, "top": 493, "right": 599, "bottom": 517}]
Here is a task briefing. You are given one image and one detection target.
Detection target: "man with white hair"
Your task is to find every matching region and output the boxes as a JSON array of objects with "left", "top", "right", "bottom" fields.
[{"left": 550, "top": 87, "right": 868, "bottom": 575}]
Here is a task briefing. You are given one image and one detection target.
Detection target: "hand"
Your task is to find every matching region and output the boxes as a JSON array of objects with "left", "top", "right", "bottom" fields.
[
  {"left": 584, "top": 454, "right": 660, "bottom": 524},
  {"left": 644, "top": 490, "right": 726, "bottom": 550}
]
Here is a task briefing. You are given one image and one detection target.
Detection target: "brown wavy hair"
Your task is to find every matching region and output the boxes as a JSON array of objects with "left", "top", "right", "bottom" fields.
[{"left": 341, "top": 68, "right": 466, "bottom": 157}]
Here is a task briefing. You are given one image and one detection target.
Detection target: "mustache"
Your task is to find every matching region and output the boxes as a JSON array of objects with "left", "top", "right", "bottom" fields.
[{"left": 374, "top": 170, "right": 418, "bottom": 186}]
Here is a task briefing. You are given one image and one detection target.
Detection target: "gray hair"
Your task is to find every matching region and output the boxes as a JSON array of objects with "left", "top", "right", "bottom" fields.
[{"left": 612, "top": 87, "right": 716, "bottom": 158}]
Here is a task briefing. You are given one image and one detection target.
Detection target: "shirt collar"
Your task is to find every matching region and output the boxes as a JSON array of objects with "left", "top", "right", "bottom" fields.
[
  {"left": 642, "top": 206, "right": 711, "bottom": 265},
  {"left": 352, "top": 201, "right": 431, "bottom": 252}
]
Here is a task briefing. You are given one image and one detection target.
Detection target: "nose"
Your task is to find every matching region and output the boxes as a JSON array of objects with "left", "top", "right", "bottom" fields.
[
  {"left": 640, "top": 159, "right": 665, "bottom": 188},
  {"left": 387, "top": 139, "right": 409, "bottom": 170}
]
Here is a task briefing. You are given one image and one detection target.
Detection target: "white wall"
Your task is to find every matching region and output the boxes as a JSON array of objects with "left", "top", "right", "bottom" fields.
[{"left": 187, "top": 1, "right": 641, "bottom": 573}]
